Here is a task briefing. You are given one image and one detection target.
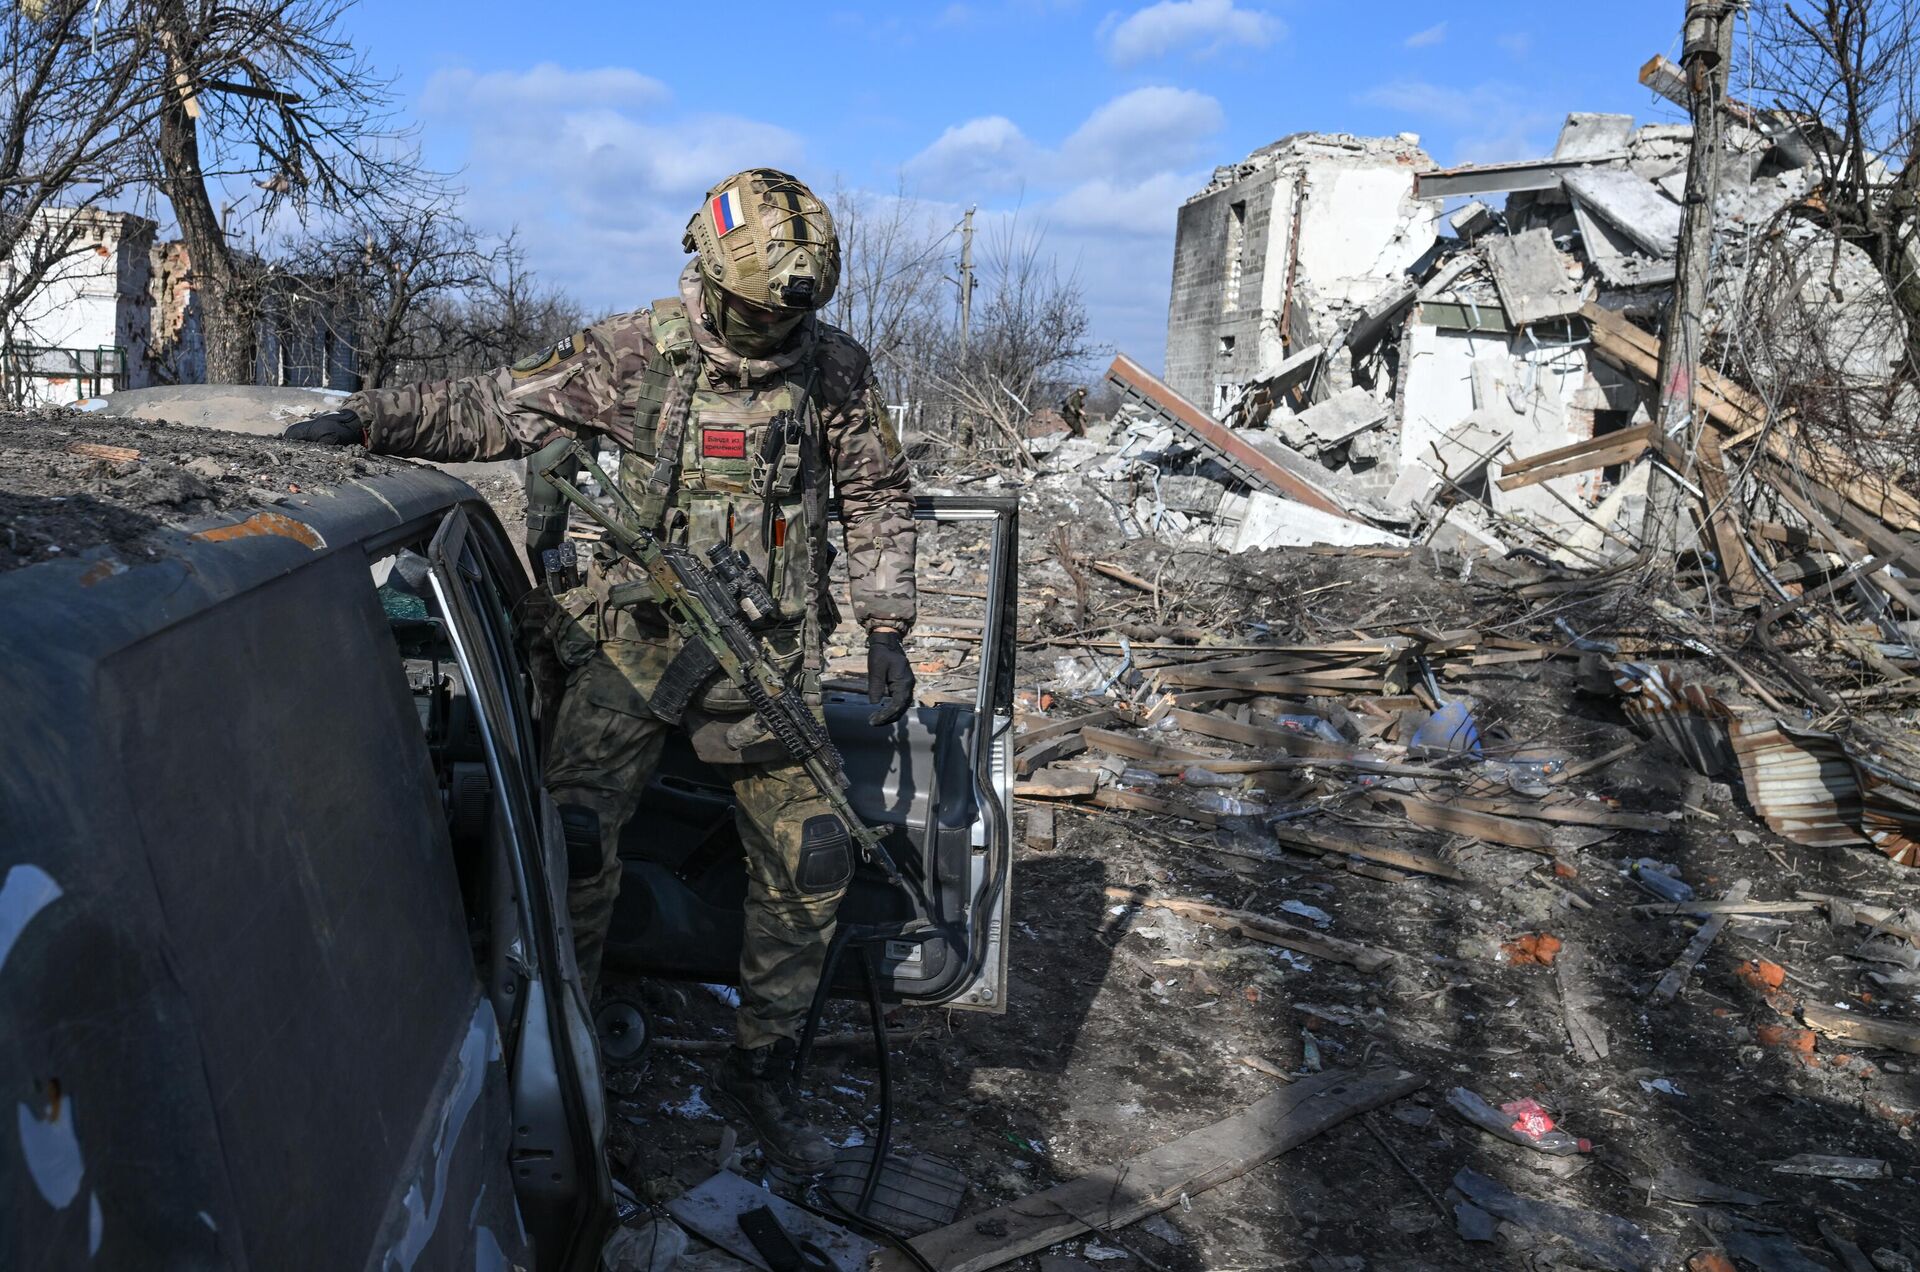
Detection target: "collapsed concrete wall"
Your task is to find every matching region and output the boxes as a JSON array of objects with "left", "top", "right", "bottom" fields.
[
  {"left": 1165, "top": 133, "right": 1438, "bottom": 418},
  {"left": 1133, "top": 93, "right": 1913, "bottom": 558}
]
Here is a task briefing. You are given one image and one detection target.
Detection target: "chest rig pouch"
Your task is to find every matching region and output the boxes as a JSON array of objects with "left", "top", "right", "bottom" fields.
[{"left": 613, "top": 300, "right": 830, "bottom": 718}]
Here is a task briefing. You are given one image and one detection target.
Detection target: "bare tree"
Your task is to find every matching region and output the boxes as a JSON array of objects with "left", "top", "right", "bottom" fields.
[
  {"left": 0, "top": 1, "right": 161, "bottom": 369},
  {"left": 280, "top": 219, "right": 587, "bottom": 389},
  {"left": 133, "top": 0, "right": 446, "bottom": 383},
  {"left": 1748, "top": 0, "right": 1920, "bottom": 367},
  {"left": 826, "top": 181, "right": 953, "bottom": 405},
  {"left": 914, "top": 218, "right": 1097, "bottom": 468}
]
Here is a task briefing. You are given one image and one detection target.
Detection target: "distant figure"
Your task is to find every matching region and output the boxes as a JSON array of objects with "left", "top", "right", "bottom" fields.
[{"left": 1060, "top": 386, "right": 1089, "bottom": 437}]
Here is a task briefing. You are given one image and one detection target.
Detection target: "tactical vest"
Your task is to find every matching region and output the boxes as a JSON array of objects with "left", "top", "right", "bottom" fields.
[{"left": 608, "top": 298, "right": 837, "bottom": 703}]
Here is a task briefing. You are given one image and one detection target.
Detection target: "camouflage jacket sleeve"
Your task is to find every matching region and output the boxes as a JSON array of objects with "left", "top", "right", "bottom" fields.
[
  {"left": 345, "top": 313, "right": 655, "bottom": 462},
  {"left": 816, "top": 328, "right": 916, "bottom": 632}
]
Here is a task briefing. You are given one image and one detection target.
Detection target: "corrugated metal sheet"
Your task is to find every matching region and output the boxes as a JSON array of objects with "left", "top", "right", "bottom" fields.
[
  {"left": 1730, "top": 719, "right": 1865, "bottom": 847},
  {"left": 1611, "top": 661, "right": 1738, "bottom": 777},
  {"left": 1611, "top": 659, "right": 1920, "bottom": 867}
]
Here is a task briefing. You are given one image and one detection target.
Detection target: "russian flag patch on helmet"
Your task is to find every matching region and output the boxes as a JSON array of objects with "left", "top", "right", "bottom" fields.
[{"left": 710, "top": 188, "right": 744, "bottom": 237}]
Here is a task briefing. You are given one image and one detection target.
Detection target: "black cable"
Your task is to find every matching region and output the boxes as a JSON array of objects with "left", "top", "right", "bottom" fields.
[{"left": 858, "top": 945, "right": 893, "bottom": 1217}]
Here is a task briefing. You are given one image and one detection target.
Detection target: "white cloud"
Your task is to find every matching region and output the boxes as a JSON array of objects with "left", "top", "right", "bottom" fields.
[
  {"left": 1060, "top": 87, "right": 1224, "bottom": 178},
  {"left": 1100, "top": 0, "right": 1284, "bottom": 65},
  {"left": 902, "top": 116, "right": 1037, "bottom": 195},
  {"left": 1497, "top": 32, "right": 1533, "bottom": 58},
  {"left": 1357, "top": 78, "right": 1554, "bottom": 164},
  {"left": 421, "top": 63, "right": 668, "bottom": 115},
  {"left": 418, "top": 64, "right": 804, "bottom": 318},
  {"left": 1404, "top": 22, "right": 1447, "bottom": 48}
]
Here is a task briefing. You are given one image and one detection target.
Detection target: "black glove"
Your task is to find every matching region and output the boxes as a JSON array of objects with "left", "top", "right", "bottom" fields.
[
  {"left": 866, "top": 630, "right": 914, "bottom": 727},
  {"left": 282, "top": 408, "right": 365, "bottom": 445}
]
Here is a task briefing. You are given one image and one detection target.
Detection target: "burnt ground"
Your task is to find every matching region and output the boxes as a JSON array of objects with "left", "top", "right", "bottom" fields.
[{"left": 12, "top": 407, "right": 1919, "bottom": 1268}]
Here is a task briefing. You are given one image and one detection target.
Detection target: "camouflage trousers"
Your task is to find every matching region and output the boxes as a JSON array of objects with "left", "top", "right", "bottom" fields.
[{"left": 543, "top": 634, "right": 847, "bottom": 1051}]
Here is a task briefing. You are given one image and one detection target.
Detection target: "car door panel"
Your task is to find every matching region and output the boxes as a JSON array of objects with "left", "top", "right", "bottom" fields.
[{"left": 607, "top": 496, "right": 1017, "bottom": 1013}]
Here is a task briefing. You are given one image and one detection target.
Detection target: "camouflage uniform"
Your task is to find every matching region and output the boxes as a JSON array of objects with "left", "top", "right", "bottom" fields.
[
  {"left": 346, "top": 262, "right": 916, "bottom": 1049},
  {"left": 1061, "top": 386, "right": 1089, "bottom": 437}
]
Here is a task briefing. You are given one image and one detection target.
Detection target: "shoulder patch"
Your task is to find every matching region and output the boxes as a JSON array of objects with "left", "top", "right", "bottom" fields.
[{"left": 511, "top": 334, "right": 578, "bottom": 379}]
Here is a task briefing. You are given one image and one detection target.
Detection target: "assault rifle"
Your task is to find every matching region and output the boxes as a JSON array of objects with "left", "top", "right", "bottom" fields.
[{"left": 532, "top": 442, "right": 905, "bottom": 887}]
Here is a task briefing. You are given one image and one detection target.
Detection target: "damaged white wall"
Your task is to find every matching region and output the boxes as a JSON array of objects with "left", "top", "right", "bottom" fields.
[
  {"left": 3, "top": 209, "right": 157, "bottom": 405},
  {"left": 1165, "top": 132, "right": 1439, "bottom": 417}
]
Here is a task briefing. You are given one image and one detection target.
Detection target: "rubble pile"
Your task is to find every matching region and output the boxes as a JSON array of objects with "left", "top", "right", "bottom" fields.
[{"left": 982, "top": 531, "right": 1920, "bottom": 1270}]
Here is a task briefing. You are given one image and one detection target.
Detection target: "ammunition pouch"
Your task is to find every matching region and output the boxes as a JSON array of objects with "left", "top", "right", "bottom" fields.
[
  {"left": 795, "top": 814, "right": 854, "bottom": 894},
  {"left": 647, "top": 641, "right": 719, "bottom": 726},
  {"left": 557, "top": 804, "right": 604, "bottom": 880}
]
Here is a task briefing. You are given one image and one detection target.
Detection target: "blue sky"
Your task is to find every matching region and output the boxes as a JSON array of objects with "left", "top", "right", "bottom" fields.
[{"left": 343, "top": 0, "right": 1689, "bottom": 369}]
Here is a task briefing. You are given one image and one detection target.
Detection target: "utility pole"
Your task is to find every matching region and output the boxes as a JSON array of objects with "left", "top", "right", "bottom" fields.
[
  {"left": 958, "top": 206, "right": 975, "bottom": 358},
  {"left": 1642, "top": 0, "right": 1738, "bottom": 553}
]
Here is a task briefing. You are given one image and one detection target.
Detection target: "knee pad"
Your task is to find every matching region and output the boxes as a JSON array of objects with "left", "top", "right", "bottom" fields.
[
  {"left": 557, "top": 803, "right": 604, "bottom": 880},
  {"left": 796, "top": 814, "right": 853, "bottom": 894}
]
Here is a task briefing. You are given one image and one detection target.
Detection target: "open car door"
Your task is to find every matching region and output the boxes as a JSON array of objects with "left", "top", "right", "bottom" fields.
[
  {"left": 425, "top": 506, "right": 616, "bottom": 1268},
  {"left": 606, "top": 494, "right": 1018, "bottom": 1012}
]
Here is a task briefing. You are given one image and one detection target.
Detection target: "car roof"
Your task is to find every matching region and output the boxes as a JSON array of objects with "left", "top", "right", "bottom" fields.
[{"left": 0, "top": 412, "right": 488, "bottom": 666}]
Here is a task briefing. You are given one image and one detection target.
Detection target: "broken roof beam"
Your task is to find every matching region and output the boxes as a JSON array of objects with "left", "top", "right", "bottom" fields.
[
  {"left": 1105, "top": 354, "right": 1364, "bottom": 525},
  {"left": 1413, "top": 155, "right": 1627, "bottom": 199}
]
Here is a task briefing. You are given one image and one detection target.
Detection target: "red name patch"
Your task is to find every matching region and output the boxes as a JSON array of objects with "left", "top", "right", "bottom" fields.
[{"left": 702, "top": 429, "right": 747, "bottom": 459}]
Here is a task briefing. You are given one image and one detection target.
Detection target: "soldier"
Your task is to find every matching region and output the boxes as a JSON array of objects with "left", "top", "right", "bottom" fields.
[
  {"left": 1060, "top": 385, "right": 1089, "bottom": 437},
  {"left": 285, "top": 169, "right": 917, "bottom": 1174}
]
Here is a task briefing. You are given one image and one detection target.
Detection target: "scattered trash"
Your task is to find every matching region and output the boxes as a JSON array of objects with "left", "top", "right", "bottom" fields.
[
  {"left": 1447, "top": 1088, "right": 1590, "bottom": 1155},
  {"left": 1771, "top": 1154, "right": 1893, "bottom": 1180},
  {"left": 1502, "top": 933, "right": 1562, "bottom": 966}
]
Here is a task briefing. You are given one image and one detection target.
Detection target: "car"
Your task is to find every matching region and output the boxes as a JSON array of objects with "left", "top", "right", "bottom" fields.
[{"left": 0, "top": 403, "right": 1017, "bottom": 1269}]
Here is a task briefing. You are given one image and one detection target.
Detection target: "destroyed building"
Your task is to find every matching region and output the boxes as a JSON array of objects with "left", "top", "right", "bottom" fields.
[
  {"left": 2, "top": 206, "right": 357, "bottom": 406},
  {"left": 1088, "top": 75, "right": 1912, "bottom": 565}
]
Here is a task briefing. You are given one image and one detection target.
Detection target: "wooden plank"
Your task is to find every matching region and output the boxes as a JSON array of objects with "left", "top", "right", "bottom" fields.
[
  {"left": 65, "top": 440, "right": 141, "bottom": 463},
  {"left": 1444, "top": 795, "right": 1670, "bottom": 832},
  {"left": 1014, "top": 731, "right": 1085, "bottom": 777},
  {"left": 878, "top": 1066, "right": 1425, "bottom": 1272},
  {"left": 1270, "top": 825, "right": 1467, "bottom": 880},
  {"left": 1500, "top": 424, "right": 1657, "bottom": 478},
  {"left": 1014, "top": 768, "right": 1099, "bottom": 799},
  {"left": 1022, "top": 803, "right": 1055, "bottom": 851},
  {"left": 1495, "top": 433, "right": 1653, "bottom": 491},
  {"left": 1653, "top": 879, "right": 1750, "bottom": 1002},
  {"left": 1695, "top": 428, "right": 1764, "bottom": 600},
  {"left": 1157, "top": 669, "right": 1387, "bottom": 697},
  {"left": 1635, "top": 899, "right": 1819, "bottom": 915},
  {"left": 1801, "top": 1003, "right": 1920, "bottom": 1056},
  {"left": 1080, "top": 726, "right": 1220, "bottom": 763},
  {"left": 1170, "top": 707, "right": 1351, "bottom": 759},
  {"left": 1014, "top": 709, "right": 1120, "bottom": 749},
  {"left": 1090, "top": 788, "right": 1219, "bottom": 826},
  {"left": 1103, "top": 887, "right": 1396, "bottom": 972},
  {"left": 1366, "top": 791, "right": 1555, "bottom": 851}
]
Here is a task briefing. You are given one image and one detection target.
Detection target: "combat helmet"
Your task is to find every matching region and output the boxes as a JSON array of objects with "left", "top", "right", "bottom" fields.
[{"left": 683, "top": 169, "right": 840, "bottom": 314}]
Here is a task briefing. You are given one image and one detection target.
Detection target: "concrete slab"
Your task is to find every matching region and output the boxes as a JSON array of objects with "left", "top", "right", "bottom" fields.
[
  {"left": 1224, "top": 491, "right": 1408, "bottom": 551},
  {"left": 1483, "top": 229, "right": 1582, "bottom": 326},
  {"left": 1554, "top": 113, "right": 1637, "bottom": 160},
  {"left": 1294, "top": 386, "right": 1389, "bottom": 446},
  {"left": 1570, "top": 197, "right": 1677, "bottom": 288},
  {"left": 1561, "top": 167, "right": 1682, "bottom": 257}
]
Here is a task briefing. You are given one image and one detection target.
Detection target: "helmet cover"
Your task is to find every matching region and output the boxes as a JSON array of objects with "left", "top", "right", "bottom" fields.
[{"left": 683, "top": 168, "right": 840, "bottom": 313}]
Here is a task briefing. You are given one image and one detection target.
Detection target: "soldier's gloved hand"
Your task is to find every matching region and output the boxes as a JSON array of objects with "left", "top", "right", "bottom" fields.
[
  {"left": 282, "top": 408, "right": 365, "bottom": 446},
  {"left": 866, "top": 629, "right": 914, "bottom": 727}
]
